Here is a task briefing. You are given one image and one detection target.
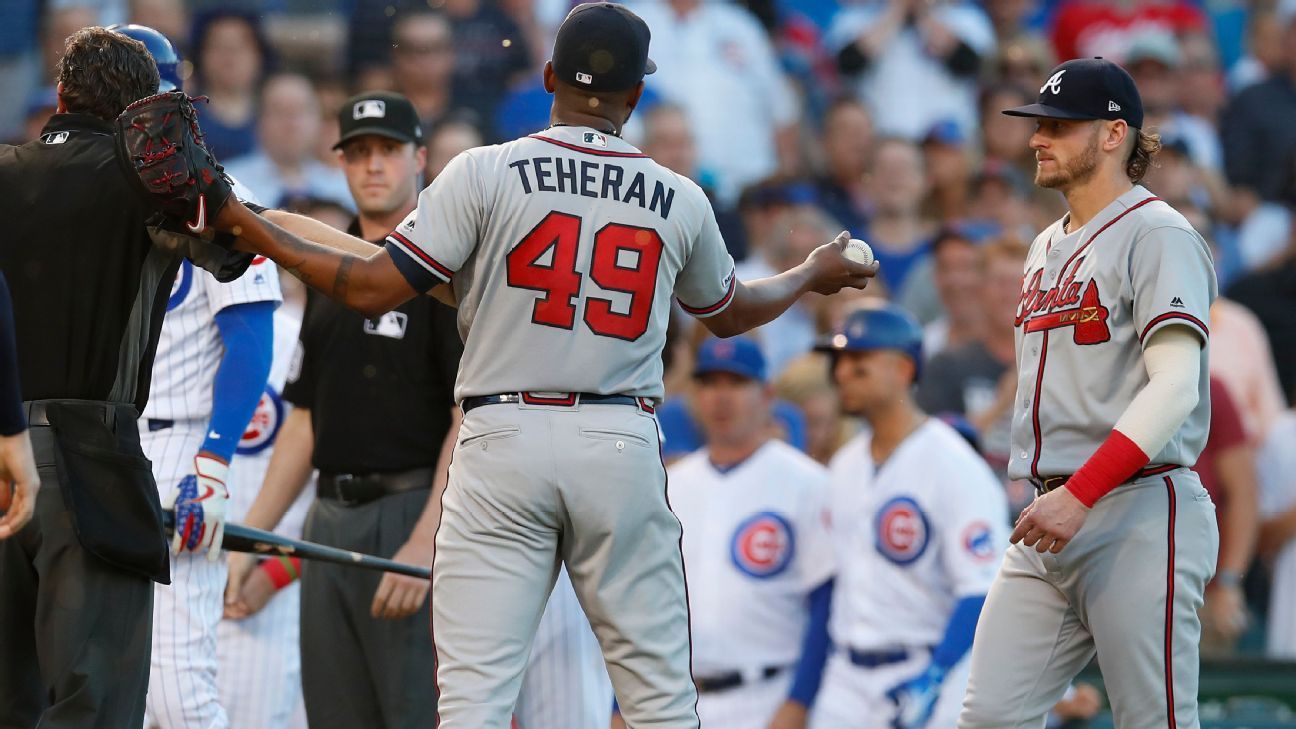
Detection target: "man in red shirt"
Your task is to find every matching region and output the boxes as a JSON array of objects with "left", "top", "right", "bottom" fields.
[{"left": 1050, "top": 0, "right": 1207, "bottom": 62}]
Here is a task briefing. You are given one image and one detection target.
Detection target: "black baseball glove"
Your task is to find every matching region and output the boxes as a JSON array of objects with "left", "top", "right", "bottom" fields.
[{"left": 114, "top": 91, "right": 233, "bottom": 234}]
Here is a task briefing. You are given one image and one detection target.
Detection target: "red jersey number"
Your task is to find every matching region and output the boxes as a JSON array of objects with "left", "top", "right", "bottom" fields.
[{"left": 506, "top": 212, "right": 663, "bottom": 341}]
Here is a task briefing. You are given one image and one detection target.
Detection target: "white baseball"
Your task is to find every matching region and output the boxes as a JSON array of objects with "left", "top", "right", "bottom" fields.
[{"left": 844, "top": 238, "right": 874, "bottom": 266}]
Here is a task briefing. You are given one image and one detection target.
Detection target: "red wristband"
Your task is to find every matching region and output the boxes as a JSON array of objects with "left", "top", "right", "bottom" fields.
[
  {"left": 1064, "top": 430, "right": 1150, "bottom": 507},
  {"left": 259, "top": 556, "right": 302, "bottom": 590}
]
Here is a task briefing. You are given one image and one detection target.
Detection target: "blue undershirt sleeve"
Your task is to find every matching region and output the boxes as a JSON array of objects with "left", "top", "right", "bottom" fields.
[
  {"left": 929, "top": 594, "right": 986, "bottom": 673},
  {"left": 788, "top": 578, "right": 834, "bottom": 707},
  {"left": 203, "top": 301, "right": 275, "bottom": 462}
]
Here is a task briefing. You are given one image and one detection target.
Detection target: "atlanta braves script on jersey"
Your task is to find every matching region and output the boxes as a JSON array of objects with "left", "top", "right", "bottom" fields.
[
  {"left": 143, "top": 249, "right": 282, "bottom": 729},
  {"left": 217, "top": 290, "right": 312, "bottom": 729},
  {"left": 668, "top": 440, "right": 833, "bottom": 729},
  {"left": 813, "top": 419, "right": 1007, "bottom": 729},
  {"left": 960, "top": 186, "right": 1219, "bottom": 729},
  {"left": 383, "top": 124, "right": 736, "bottom": 728}
]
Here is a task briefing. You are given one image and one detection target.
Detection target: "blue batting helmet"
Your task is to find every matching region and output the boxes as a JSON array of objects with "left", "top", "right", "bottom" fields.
[
  {"left": 108, "top": 24, "right": 182, "bottom": 92},
  {"left": 815, "top": 301, "right": 925, "bottom": 378}
]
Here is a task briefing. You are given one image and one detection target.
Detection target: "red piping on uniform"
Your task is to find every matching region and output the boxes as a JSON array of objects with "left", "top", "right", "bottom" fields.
[
  {"left": 1163, "top": 475, "right": 1178, "bottom": 729},
  {"left": 527, "top": 134, "right": 649, "bottom": 158},
  {"left": 1058, "top": 196, "right": 1160, "bottom": 280},
  {"left": 1139, "top": 312, "right": 1209, "bottom": 343},
  {"left": 389, "top": 231, "right": 454, "bottom": 280},
  {"left": 677, "top": 272, "right": 736, "bottom": 316},
  {"left": 1029, "top": 332, "right": 1049, "bottom": 480}
]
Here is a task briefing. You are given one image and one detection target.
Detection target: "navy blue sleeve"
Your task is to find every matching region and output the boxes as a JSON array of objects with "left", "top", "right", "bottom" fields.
[
  {"left": 929, "top": 594, "right": 986, "bottom": 672},
  {"left": 788, "top": 578, "right": 834, "bottom": 707},
  {"left": 203, "top": 301, "right": 275, "bottom": 461},
  {"left": 0, "top": 273, "right": 25, "bottom": 436}
]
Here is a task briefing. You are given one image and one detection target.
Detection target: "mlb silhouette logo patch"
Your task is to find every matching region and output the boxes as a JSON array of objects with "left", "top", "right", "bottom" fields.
[
  {"left": 364, "top": 311, "right": 408, "bottom": 339},
  {"left": 41, "top": 131, "right": 69, "bottom": 145},
  {"left": 875, "top": 496, "right": 930, "bottom": 565},
  {"left": 354, "top": 99, "right": 386, "bottom": 119},
  {"left": 730, "top": 512, "right": 795, "bottom": 578},
  {"left": 238, "top": 387, "right": 284, "bottom": 455},
  {"left": 584, "top": 131, "right": 607, "bottom": 147}
]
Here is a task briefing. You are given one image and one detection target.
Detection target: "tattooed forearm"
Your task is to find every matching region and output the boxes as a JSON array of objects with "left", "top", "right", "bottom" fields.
[{"left": 333, "top": 256, "right": 354, "bottom": 300}]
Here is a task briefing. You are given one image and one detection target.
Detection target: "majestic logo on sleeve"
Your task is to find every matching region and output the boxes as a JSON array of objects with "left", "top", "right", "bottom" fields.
[
  {"left": 874, "top": 496, "right": 930, "bottom": 565},
  {"left": 1016, "top": 260, "right": 1111, "bottom": 345},
  {"left": 730, "top": 512, "right": 795, "bottom": 578}
]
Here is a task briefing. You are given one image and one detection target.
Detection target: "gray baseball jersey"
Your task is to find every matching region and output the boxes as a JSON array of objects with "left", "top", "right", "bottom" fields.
[
  {"left": 385, "top": 125, "right": 737, "bottom": 402},
  {"left": 1008, "top": 185, "right": 1217, "bottom": 481}
]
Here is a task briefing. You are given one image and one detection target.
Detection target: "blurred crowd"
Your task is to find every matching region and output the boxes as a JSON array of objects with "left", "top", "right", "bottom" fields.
[{"left": 5, "top": 0, "right": 1296, "bottom": 662}]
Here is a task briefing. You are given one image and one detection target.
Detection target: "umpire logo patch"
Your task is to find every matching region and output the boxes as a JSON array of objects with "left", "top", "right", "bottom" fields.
[
  {"left": 730, "top": 512, "right": 795, "bottom": 579},
  {"left": 354, "top": 99, "right": 386, "bottom": 119},
  {"left": 875, "top": 496, "right": 930, "bottom": 565},
  {"left": 364, "top": 311, "right": 408, "bottom": 339}
]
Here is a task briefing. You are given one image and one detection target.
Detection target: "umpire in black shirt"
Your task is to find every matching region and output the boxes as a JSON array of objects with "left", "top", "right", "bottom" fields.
[
  {"left": 224, "top": 91, "right": 460, "bottom": 728},
  {"left": 0, "top": 28, "right": 252, "bottom": 728}
]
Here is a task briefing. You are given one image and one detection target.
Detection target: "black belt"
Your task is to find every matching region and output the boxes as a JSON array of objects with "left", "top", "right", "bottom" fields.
[
  {"left": 317, "top": 467, "right": 435, "bottom": 506},
  {"left": 1032, "top": 464, "right": 1179, "bottom": 495},
  {"left": 694, "top": 665, "right": 790, "bottom": 694},
  {"left": 146, "top": 419, "right": 175, "bottom": 432},
  {"left": 24, "top": 399, "right": 126, "bottom": 428},
  {"left": 847, "top": 647, "right": 916, "bottom": 668},
  {"left": 460, "top": 392, "right": 654, "bottom": 414}
]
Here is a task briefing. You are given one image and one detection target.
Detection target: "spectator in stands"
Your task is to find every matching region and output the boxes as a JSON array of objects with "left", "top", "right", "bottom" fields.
[
  {"left": 1177, "top": 32, "right": 1228, "bottom": 139},
  {"left": 1258, "top": 401, "right": 1296, "bottom": 659},
  {"left": 775, "top": 354, "right": 855, "bottom": 466},
  {"left": 1222, "top": 5, "right": 1296, "bottom": 206},
  {"left": 129, "top": 0, "right": 188, "bottom": 55},
  {"left": 1049, "top": 0, "right": 1208, "bottom": 62},
  {"left": 967, "top": 162, "right": 1038, "bottom": 241},
  {"left": 916, "top": 235, "right": 1028, "bottom": 484},
  {"left": 864, "top": 137, "right": 937, "bottom": 305},
  {"left": 982, "top": 0, "right": 1042, "bottom": 44},
  {"left": 1195, "top": 377, "right": 1260, "bottom": 657},
  {"left": 1226, "top": 6, "right": 1285, "bottom": 93},
  {"left": 814, "top": 96, "right": 874, "bottom": 237},
  {"left": 390, "top": 10, "right": 466, "bottom": 138},
  {"left": 988, "top": 35, "right": 1055, "bottom": 94},
  {"left": 828, "top": 0, "right": 995, "bottom": 141},
  {"left": 1209, "top": 295, "right": 1287, "bottom": 442},
  {"left": 921, "top": 228, "right": 984, "bottom": 359},
  {"left": 443, "top": 0, "right": 532, "bottom": 136},
  {"left": 629, "top": 0, "right": 799, "bottom": 203},
  {"left": 979, "top": 83, "right": 1036, "bottom": 176},
  {"left": 425, "top": 116, "right": 482, "bottom": 182},
  {"left": 189, "top": 10, "right": 270, "bottom": 161},
  {"left": 224, "top": 73, "right": 352, "bottom": 211},
  {"left": 641, "top": 104, "right": 746, "bottom": 259},
  {"left": 922, "top": 119, "right": 973, "bottom": 222},
  {"left": 1124, "top": 31, "right": 1223, "bottom": 172},
  {"left": 737, "top": 179, "right": 823, "bottom": 268},
  {"left": 1227, "top": 219, "right": 1296, "bottom": 403},
  {"left": 41, "top": 4, "right": 100, "bottom": 86}
]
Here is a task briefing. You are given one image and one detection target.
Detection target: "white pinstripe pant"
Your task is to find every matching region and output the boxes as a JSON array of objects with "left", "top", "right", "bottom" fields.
[{"left": 142, "top": 422, "right": 229, "bottom": 729}]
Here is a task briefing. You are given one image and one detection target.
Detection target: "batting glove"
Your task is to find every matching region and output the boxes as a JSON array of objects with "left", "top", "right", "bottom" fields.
[
  {"left": 162, "top": 453, "right": 229, "bottom": 561},
  {"left": 886, "top": 664, "right": 945, "bottom": 729}
]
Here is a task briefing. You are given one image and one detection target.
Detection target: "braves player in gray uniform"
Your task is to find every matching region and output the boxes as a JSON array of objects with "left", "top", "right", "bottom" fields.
[
  {"left": 958, "top": 58, "right": 1219, "bottom": 729},
  {"left": 204, "top": 5, "right": 877, "bottom": 726}
]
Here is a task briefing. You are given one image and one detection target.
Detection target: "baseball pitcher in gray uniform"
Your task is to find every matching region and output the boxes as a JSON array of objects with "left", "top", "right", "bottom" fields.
[
  {"left": 205, "top": 4, "right": 878, "bottom": 727},
  {"left": 957, "top": 58, "right": 1219, "bottom": 729}
]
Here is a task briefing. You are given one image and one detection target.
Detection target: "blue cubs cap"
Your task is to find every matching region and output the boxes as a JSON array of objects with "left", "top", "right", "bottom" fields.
[
  {"left": 552, "top": 2, "right": 656, "bottom": 92},
  {"left": 1003, "top": 57, "right": 1144, "bottom": 129},
  {"left": 694, "top": 337, "right": 767, "bottom": 383}
]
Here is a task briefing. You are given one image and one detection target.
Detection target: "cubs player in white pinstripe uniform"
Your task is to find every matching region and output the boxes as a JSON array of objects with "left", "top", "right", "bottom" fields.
[
  {"left": 215, "top": 274, "right": 313, "bottom": 729},
  {"left": 142, "top": 180, "right": 282, "bottom": 729},
  {"left": 665, "top": 337, "right": 835, "bottom": 729}
]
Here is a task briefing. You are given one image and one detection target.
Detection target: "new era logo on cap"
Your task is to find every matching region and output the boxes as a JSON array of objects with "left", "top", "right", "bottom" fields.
[
  {"left": 354, "top": 99, "right": 386, "bottom": 119},
  {"left": 1108, "top": 100, "right": 1121, "bottom": 111}
]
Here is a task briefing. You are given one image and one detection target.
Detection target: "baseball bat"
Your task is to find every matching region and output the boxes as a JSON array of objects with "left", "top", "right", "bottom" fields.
[{"left": 163, "top": 511, "right": 431, "bottom": 580}]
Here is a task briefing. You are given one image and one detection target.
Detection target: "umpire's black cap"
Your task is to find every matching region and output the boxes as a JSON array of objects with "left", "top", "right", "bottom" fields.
[
  {"left": 334, "top": 91, "right": 424, "bottom": 150},
  {"left": 1003, "top": 57, "right": 1144, "bottom": 129},
  {"left": 551, "top": 2, "right": 656, "bottom": 92}
]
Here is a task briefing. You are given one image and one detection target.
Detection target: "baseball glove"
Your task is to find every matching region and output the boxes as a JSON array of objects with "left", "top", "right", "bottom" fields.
[{"left": 114, "top": 90, "right": 232, "bottom": 234}]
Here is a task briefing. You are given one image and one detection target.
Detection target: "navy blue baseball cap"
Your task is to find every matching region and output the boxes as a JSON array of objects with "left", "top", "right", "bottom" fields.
[
  {"left": 552, "top": 2, "right": 656, "bottom": 92},
  {"left": 694, "top": 338, "right": 767, "bottom": 382},
  {"left": 1003, "top": 57, "right": 1144, "bottom": 129}
]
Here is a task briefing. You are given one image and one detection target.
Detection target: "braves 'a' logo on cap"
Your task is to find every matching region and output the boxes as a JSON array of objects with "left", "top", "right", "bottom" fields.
[
  {"left": 962, "top": 521, "right": 997, "bottom": 561},
  {"left": 238, "top": 387, "right": 284, "bottom": 455},
  {"left": 875, "top": 496, "right": 930, "bottom": 565},
  {"left": 730, "top": 512, "right": 795, "bottom": 578},
  {"left": 354, "top": 99, "right": 386, "bottom": 119},
  {"left": 1041, "top": 69, "right": 1067, "bottom": 95}
]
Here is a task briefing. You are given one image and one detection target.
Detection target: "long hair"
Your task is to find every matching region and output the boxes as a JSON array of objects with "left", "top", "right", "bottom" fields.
[
  {"left": 1126, "top": 128, "right": 1162, "bottom": 184},
  {"left": 57, "top": 27, "right": 160, "bottom": 121}
]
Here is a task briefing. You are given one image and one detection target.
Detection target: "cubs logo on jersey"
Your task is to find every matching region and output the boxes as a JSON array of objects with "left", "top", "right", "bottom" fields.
[
  {"left": 961, "top": 521, "right": 996, "bottom": 562},
  {"left": 167, "top": 260, "right": 194, "bottom": 311},
  {"left": 730, "top": 512, "right": 795, "bottom": 578},
  {"left": 874, "top": 496, "right": 930, "bottom": 565},
  {"left": 237, "top": 387, "right": 284, "bottom": 455}
]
